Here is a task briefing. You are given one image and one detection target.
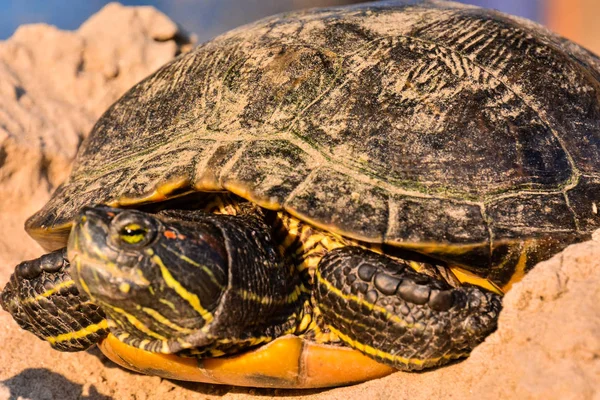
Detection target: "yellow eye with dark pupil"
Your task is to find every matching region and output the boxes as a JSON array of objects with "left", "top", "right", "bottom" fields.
[{"left": 119, "top": 223, "right": 148, "bottom": 244}]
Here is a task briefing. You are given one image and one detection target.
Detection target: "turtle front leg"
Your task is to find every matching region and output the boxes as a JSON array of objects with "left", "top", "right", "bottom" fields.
[
  {"left": 314, "top": 247, "right": 502, "bottom": 371},
  {"left": 1, "top": 248, "right": 108, "bottom": 351}
]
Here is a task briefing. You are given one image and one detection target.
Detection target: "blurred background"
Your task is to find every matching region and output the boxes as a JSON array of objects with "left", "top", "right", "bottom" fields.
[{"left": 0, "top": 0, "right": 598, "bottom": 54}]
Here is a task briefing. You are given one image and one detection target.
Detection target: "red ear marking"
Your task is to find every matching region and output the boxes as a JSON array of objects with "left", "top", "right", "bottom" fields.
[
  {"left": 107, "top": 212, "right": 115, "bottom": 217},
  {"left": 164, "top": 230, "right": 177, "bottom": 239}
]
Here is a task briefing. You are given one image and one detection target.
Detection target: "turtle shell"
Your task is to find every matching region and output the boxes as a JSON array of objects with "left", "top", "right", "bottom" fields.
[{"left": 26, "top": 0, "right": 600, "bottom": 287}]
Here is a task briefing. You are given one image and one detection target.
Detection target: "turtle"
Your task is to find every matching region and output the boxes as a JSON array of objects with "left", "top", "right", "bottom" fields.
[{"left": 2, "top": 0, "right": 600, "bottom": 389}]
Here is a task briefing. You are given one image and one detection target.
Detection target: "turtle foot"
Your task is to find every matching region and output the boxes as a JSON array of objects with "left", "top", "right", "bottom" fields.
[
  {"left": 1, "top": 248, "right": 107, "bottom": 351},
  {"left": 315, "top": 246, "right": 502, "bottom": 371}
]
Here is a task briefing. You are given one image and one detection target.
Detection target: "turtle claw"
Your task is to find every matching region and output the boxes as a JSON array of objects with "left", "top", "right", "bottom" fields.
[
  {"left": 1, "top": 248, "right": 108, "bottom": 351},
  {"left": 315, "top": 247, "right": 502, "bottom": 371}
]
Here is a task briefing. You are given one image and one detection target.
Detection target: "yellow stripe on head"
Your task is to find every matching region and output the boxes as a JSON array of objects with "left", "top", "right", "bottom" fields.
[
  {"left": 146, "top": 249, "right": 214, "bottom": 324},
  {"left": 103, "top": 303, "right": 168, "bottom": 342},
  {"left": 160, "top": 243, "right": 224, "bottom": 288},
  {"left": 140, "top": 306, "right": 194, "bottom": 334},
  {"left": 159, "top": 298, "right": 176, "bottom": 311}
]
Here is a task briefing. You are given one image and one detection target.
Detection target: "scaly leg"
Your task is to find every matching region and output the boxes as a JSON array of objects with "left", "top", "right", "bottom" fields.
[
  {"left": 1, "top": 248, "right": 108, "bottom": 351},
  {"left": 314, "top": 246, "right": 501, "bottom": 370}
]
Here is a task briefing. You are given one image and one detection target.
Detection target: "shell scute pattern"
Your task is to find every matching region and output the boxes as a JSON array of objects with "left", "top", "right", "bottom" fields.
[
  {"left": 222, "top": 140, "right": 315, "bottom": 206},
  {"left": 25, "top": 1, "right": 600, "bottom": 286}
]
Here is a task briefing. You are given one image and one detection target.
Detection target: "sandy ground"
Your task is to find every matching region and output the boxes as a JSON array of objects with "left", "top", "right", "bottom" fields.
[{"left": 0, "top": 3, "right": 598, "bottom": 399}]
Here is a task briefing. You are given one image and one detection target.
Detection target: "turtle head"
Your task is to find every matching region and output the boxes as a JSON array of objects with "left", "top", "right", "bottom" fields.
[{"left": 67, "top": 205, "right": 228, "bottom": 353}]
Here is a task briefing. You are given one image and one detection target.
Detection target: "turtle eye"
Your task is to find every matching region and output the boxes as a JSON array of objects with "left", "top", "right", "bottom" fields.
[
  {"left": 119, "top": 223, "right": 149, "bottom": 245},
  {"left": 109, "top": 211, "right": 158, "bottom": 249}
]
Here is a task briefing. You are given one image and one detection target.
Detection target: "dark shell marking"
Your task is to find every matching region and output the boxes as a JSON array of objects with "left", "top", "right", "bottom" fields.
[{"left": 26, "top": 1, "right": 600, "bottom": 286}]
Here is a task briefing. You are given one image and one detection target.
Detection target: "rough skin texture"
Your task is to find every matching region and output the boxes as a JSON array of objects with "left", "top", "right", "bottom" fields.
[
  {"left": 316, "top": 247, "right": 501, "bottom": 370},
  {"left": 1, "top": 249, "right": 107, "bottom": 351}
]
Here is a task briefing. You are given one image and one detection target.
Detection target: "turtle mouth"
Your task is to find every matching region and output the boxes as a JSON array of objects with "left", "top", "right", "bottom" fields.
[{"left": 69, "top": 251, "right": 148, "bottom": 302}]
